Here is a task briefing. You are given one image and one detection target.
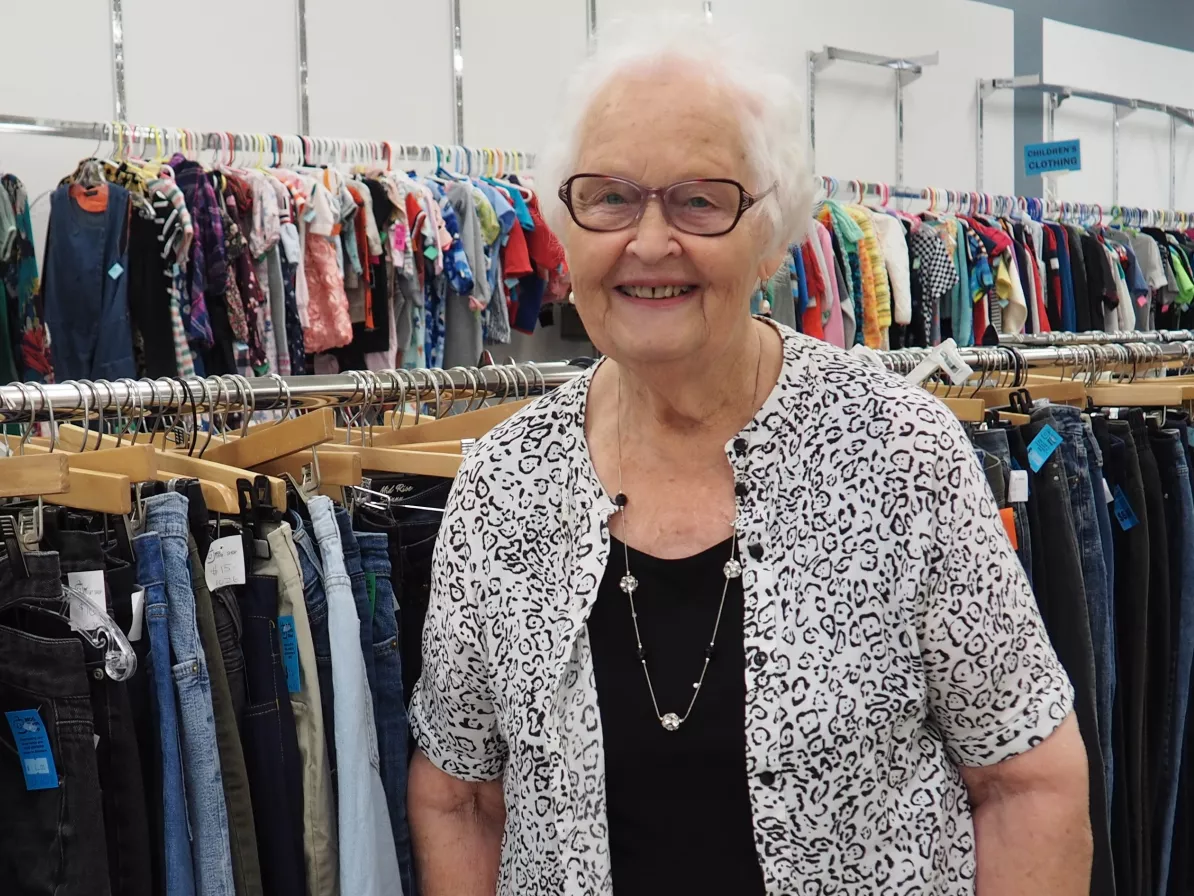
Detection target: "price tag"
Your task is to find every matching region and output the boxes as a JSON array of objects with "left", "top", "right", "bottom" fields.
[
  {"left": 66, "top": 570, "right": 108, "bottom": 632},
  {"left": 278, "top": 615, "right": 301, "bottom": 693},
  {"left": 107, "top": 262, "right": 123, "bottom": 280},
  {"left": 1008, "top": 470, "right": 1029, "bottom": 503},
  {"left": 1113, "top": 486, "right": 1139, "bottom": 530},
  {"left": 365, "top": 572, "right": 377, "bottom": 621},
  {"left": 204, "top": 536, "right": 246, "bottom": 592},
  {"left": 1050, "top": 258, "right": 1061, "bottom": 270},
  {"left": 5, "top": 710, "right": 58, "bottom": 790},
  {"left": 1026, "top": 424, "right": 1063, "bottom": 472},
  {"left": 128, "top": 587, "right": 146, "bottom": 642},
  {"left": 1103, "top": 478, "right": 1115, "bottom": 504}
]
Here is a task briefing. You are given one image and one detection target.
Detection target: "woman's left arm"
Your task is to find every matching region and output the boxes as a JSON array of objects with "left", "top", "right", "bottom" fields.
[{"left": 959, "top": 714, "right": 1092, "bottom": 896}]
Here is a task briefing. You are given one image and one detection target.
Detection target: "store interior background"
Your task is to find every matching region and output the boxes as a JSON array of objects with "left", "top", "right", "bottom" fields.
[{"left": 5, "top": 0, "right": 1194, "bottom": 361}]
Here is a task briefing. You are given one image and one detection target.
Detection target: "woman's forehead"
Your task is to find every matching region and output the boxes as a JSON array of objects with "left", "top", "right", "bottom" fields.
[{"left": 575, "top": 69, "right": 750, "bottom": 182}]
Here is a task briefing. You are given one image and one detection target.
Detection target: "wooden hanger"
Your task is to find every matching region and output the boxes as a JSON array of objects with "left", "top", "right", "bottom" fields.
[
  {"left": 1086, "top": 384, "right": 1194, "bottom": 408},
  {"left": 361, "top": 399, "right": 533, "bottom": 447},
  {"left": 322, "top": 442, "right": 462, "bottom": 478},
  {"left": 24, "top": 440, "right": 158, "bottom": 480},
  {"left": 939, "top": 398, "right": 986, "bottom": 423},
  {"left": 254, "top": 449, "right": 363, "bottom": 488},
  {"left": 202, "top": 408, "right": 336, "bottom": 469},
  {"left": 55, "top": 426, "right": 283, "bottom": 513},
  {"left": 0, "top": 453, "right": 70, "bottom": 498}
]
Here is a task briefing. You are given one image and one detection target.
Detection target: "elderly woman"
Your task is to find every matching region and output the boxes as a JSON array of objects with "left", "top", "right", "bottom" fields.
[{"left": 407, "top": 15, "right": 1091, "bottom": 896}]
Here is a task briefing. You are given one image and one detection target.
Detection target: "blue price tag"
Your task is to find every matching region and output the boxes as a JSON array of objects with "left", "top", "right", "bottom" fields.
[
  {"left": 1113, "top": 486, "right": 1139, "bottom": 531},
  {"left": 5, "top": 709, "right": 59, "bottom": 791},
  {"left": 278, "top": 616, "right": 301, "bottom": 694},
  {"left": 1026, "top": 424, "right": 1063, "bottom": 472},
  {"left": 107, "top": 262, "right": 123, "bottom": 280}
]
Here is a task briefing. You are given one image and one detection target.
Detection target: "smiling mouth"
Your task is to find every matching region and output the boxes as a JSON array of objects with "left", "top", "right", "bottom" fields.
[{"left": 615, "top": 285, "right": 698, "bottom": 299}]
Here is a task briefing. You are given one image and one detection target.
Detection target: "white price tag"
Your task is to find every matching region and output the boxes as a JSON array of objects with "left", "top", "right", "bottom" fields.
[
  {"left": 1103, "top": 478, "right": 1115, "bottom": 504},
  {"left": 66, "top": 570, "right": 108, "bottom": 632},
  {"left": 1008, "top": 471, "right": 1029, "bottom": 503},
  {"left": 1050, "top": 258, "right": 1061, "bottom": 271},
  {"left": 128, "top": 587, "right": 146, "bottom": 642},
  {"left": 205, "top": 536, "right": 246, "bottom": 592}
]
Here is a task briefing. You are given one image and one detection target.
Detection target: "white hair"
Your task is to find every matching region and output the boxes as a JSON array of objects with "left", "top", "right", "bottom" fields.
[{"left": 537, "top": 13, "right": 815, "bottom": 253}]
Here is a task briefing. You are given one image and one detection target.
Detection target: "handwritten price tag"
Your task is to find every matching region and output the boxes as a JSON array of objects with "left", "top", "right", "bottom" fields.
[{"left": 204, "top": 536, "right": 246, "bottom": 592}]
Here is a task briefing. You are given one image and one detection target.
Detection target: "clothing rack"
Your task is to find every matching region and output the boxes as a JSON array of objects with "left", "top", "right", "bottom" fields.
[
  {"left": 999, "top": 329, "right": 1194, "bottom": 346},
  {"left": 0, "top": 113, "right": 536, "bottom": 172},
  {"left": 819, "top": 176, "right": 1194, "bottom": 229},
  {"left": 2, "top": 338, "right": 1192, "bottom": 423}
]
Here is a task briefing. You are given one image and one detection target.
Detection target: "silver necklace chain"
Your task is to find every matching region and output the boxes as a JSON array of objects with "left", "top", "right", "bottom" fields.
[{"left": 613, "top": 328, "right": 763, "bottom": 732}]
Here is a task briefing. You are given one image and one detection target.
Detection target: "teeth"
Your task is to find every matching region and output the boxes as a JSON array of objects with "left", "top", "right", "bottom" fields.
[{"left": 622, "top": 285, "right": 693, "bottom": 299}]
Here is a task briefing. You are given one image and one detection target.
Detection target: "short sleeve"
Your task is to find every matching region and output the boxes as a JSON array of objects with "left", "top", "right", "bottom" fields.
[
  {"left": 916, "top": 414, "right": 1075, "bottom": 768},
  {"left": 408, "top": 460, "right": 508, "bottom": 782}
]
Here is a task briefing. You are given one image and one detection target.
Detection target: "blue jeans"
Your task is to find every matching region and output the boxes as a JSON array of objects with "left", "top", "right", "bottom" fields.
[
  {"left": 144, "top": 493, "right": 236, "bottom": 896},
  {"left": 358, "top": 532, "right": 414, "bottom": 896},
  {"left": 136, "top": 531, "right": 197, "bottom": 896},
  {"left": 1083, "top": 420, "right": 1117, "bottom": 802},
  {"left": 308, "top": 497, "right": 401, "bottom": 894},
  {"left": 290, "top": 512, "right": 338, "bottom": 797},
  {"left": 1153, "top": 432, "right": 1194, "bottom": 896},
  {"left": 335, "top": 509, "right": 378, "bottom": 706},
  {"left": 1049, "top": 406, "right": 1114, "bottom": 783}
]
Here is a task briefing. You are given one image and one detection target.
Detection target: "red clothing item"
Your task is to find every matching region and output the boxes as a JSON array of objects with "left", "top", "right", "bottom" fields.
[
  {"left": 800, "top": 242, "right": 826, "bottom": 340},
  {"left": 1043, "top": 227, "right": 1063, "bottom": 326},
  {"left": 502, "top": 220, "right": 533, "bottom": 279},
  {"left": 524, "top": 193, "right": 567, "bottom": 272},
  {"left": 1024, "top": 241, "right": 1050, "bottom": 334}
]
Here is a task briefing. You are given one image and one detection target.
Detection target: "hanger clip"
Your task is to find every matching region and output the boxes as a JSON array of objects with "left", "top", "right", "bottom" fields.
[{"left": 0, "top": 516, "right": 28, "bottom": 578}]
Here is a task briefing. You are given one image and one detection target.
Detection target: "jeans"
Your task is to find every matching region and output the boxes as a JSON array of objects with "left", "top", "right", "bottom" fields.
[
  {"left": 46, "top": 527, "right": 153, "bottom": 896},
  {"left": 335, "top": 509, "right": 378, "bottom": 709},
  {"left": 290, "top": 512, "right": 339, "bottom": 801},
  {"left": 1105, "top": 418, "right": 1152, "bottom": 896},
  {"left": 354, "top": 472, "right": 451, "bottom": 699},
  {"left": 971, "top": 428, "right": 1033, "bottom": 583},
  {"left": 1084, "top": 421, "right": 1118, "bottom": 804},
  {"left": 309, "top": 496, "right": 402, "bottom": 896},
  {"left": 0, "top": 551, "right": 112, "bottom": 896},
  {"left": 144, "top": 492, "right": 237, "bottom": 896},
  {"left": 187, "top": 538, "right": 263, "bottom": 896},
  {"left": 256, "top": 521, "right": 338, "bottom": 896},
  {"left": 1020, "top": 415, "right": 1114, "bottom": 896},
  {"left": 240, "top": 575, "right": 308, "bottom": 896},
  {"left": 358, "top": 532, "right": 414, "bottom": 896},
  {"left": 1152, "top": 431, "right": 1194, "bottom": 896},
  {"left": 137, "top": 532, "right": 198, "bottom": 896},
  {"left": 1050, "top": 406, "right": 1115, "bottom": 799}
]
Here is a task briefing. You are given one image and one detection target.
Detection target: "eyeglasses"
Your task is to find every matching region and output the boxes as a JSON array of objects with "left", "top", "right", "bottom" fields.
[{"left": 557, "top": 174, "right": 775, "bottom": 237}]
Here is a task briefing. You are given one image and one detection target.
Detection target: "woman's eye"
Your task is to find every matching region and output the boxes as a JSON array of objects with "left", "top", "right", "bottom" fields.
[
  {"left": 686, "top": 196, "right": 713, "bottom": 209},
  {"left": 600, "top": 192, "right": 629, "bottom": 206}
]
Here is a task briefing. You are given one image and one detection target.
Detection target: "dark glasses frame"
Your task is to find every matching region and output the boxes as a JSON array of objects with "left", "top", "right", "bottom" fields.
[{"left": 557, "top": 173, "right": 775, "bottom": 236}]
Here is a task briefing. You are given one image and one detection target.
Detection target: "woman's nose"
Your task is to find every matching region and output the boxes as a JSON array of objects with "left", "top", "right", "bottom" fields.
[{"left": 627, "top": 199, "right": 679, "bottom": 262}]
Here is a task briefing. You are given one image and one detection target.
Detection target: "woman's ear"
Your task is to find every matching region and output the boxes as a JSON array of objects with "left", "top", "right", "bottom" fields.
[{"left": 757, "top": 248, "right": 788, "bottom": 284}]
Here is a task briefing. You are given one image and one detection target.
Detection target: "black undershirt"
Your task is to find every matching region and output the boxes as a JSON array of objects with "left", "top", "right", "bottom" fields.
[{"left": 587, "top": 534, "right": 765, "bottom": 895}]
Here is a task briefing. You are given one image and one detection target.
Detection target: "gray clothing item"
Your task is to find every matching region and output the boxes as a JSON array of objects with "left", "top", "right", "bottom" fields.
[
  {"left": 443, "top": 183, "right": 490, "bottom": 368},
  {"left": 767, "top": 263, "right": 797, "bottom": 330},
  {"left": 266, "top": 246, "right": 290, "bottom": 371},
  {"left": 0, "top": 189, "right": 16, "bottom": 261},
  {"left": 484, "top": 253, "right": 512, "bottom": 346},
  {"left": 1131, "top": 233, "right": 1168, "bottom": 291}
]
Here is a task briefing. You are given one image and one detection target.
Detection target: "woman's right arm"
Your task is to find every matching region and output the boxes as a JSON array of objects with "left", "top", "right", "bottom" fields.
[{"left": 409, "top": 750, "right": 505, "bottom": 895}]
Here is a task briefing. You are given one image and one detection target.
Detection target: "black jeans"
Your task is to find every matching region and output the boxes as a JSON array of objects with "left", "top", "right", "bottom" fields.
[
  {"left": 1020, "top": 415, "right": 1114, "bottom": 896},
  {"left": 240, "top": 575, "right": 307, "bottom": 896},
  {"left": 1106, "top": 418, "right": 1152, "bottom": 896},
  {"left": 49, "top": 528, "right": 153, "bottom": 896},
  {"left": 0, "top": 551, "right": 111, "bottom": 896}
]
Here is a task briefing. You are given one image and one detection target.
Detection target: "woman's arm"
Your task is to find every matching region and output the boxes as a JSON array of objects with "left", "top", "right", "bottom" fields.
[
  {"left": 959, "top": 714, "right": 1092, "bottom": 896},
  {"left": 409, "top": 750, "right": 506, "bottom": 896}
]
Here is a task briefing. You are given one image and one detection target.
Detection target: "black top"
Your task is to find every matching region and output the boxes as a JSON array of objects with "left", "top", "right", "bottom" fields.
[{"left": 587, "top": 534, "right": 765, "bottom": 896}]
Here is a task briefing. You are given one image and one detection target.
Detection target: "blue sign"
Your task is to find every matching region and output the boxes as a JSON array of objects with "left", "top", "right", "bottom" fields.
[{"left": 1024, "top": 139, "right": 1082, "bottom": 177}]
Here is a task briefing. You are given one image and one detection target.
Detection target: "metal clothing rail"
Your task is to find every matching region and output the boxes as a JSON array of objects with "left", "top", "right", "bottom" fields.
[
  {"left": 999, "top": 329, "right": 1194, "bottom": 346},
  {"left": 0, "top": 363, "right": 581, "bottom": 421},
  {"left": 878, "top": 339, "right": 1194, "bottom": 378},
  {"left": 0, "top": 114, "right": 536, "bottom": 172}
]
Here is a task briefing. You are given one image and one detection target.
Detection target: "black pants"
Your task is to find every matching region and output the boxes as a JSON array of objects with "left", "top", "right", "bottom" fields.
[
  {"left": 50, "top": 528, "right": 153, "bottom": 896},
  {"left": 1107, "top": 418, "right": 1152, "bottom": 896},
  {"left": 0, "top": 551, "right": 112, "bottom": 896},
  {"left": 1019, "top": 416, "right": 1113, "bottom": 896},
  {"left": 240, "top": 575, "right": 307, "bottom": 896}
]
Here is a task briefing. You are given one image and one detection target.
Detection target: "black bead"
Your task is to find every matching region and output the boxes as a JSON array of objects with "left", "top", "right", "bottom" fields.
[
  {"left": 636, "top": 646, "right": 647, "bottom": 661},
  {"left": 614, "top": 493, "right": 628, "bottom": 507},
  {"left": 733, "top": 438, "right": 748, "bottom": 455},
  {"left": 735, "top": 481, "right": 748, "bottom": 498},
  {"left": 759, "top": 771, "right": 776, "bottom": 787},
  {"left": 705, "top": 645, "right": 716, "bottom": 660},
  {"left": 748, "top": 542, "right": 764, "bottom": 560},
  {"left": 753, "top": 651, "right": 766, "bottom": 668}
]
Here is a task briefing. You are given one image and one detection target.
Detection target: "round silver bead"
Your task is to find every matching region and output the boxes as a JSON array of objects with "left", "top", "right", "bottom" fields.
[
  {"left": 619, "top": 574, "right": 639, "bottom": 594},
  {"left": 723, "top": 558, "right": 743, "bottom": 579},
  {"left": 661, "top": 712, "right": 682, "bottom": 731}
]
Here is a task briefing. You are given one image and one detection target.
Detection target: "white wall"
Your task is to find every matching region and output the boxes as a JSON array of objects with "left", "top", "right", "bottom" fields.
[{"left": 1043, "top": 18, "right": 1194, "bottom": 212}]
